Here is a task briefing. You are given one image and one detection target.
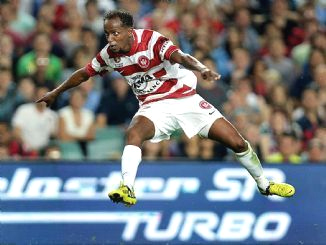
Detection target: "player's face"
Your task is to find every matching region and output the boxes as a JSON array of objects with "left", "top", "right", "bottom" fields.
[{"left": 104, "top": 18, "right": 133, "bottom": 53}]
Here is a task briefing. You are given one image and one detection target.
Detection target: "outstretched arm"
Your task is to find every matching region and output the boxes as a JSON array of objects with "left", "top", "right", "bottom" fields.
[
  {"left": 170, "top": 50, "right": 221, "bottom": 81},
  {"left": 36, "top": 68, "right": 90, "bottom": 107}
]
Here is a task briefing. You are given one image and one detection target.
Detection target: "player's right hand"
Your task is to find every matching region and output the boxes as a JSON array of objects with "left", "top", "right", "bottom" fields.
[
  {"left": 35, "top": 91, "right": 58, "bottom": 107},
  {"left": 200, "top": 68, "right": 221, "bottom": 81}
]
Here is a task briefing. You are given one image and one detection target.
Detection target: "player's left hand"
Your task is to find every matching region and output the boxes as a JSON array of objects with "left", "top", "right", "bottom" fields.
[{"left": 200, "top": 68, "right": 221, "bottom": 81}]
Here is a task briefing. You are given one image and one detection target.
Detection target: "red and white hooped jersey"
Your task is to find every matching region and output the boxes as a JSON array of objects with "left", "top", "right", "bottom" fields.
[{"left": 85, "top": 29, "right": 197, "bottom": 105}]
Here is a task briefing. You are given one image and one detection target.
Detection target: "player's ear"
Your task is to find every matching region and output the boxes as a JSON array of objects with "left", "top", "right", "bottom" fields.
[{"left": 128, "top": 28, "right": 133, "bottom": 37}]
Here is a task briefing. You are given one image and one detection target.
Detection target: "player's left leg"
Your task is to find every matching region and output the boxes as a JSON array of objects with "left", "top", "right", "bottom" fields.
[{"left": 204, "top": 117, "right": 295, "bottom": 197}]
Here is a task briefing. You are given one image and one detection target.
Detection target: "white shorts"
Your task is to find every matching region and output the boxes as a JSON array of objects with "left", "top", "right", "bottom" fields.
[{"left": 134, "top": 94, "right": 224, "bottom": 143}]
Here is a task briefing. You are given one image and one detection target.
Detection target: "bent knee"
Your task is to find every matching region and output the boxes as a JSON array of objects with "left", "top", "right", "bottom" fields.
[
  {"left": 125, "top": 129, "right": 143, "bottom": 145},
  {"left": 232, "top": 138, "right": 248, "bottom": 153}
]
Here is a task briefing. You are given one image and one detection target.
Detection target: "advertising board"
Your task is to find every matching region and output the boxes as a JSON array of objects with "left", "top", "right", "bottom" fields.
[{"left": 1, "top": 162, "right": 325, "bottom": 244}]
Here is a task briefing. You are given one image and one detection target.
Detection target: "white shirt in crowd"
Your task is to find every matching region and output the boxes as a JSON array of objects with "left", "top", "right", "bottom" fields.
[
  {"left": 59, "top": 106, "right": 94, "bottom": 138},
  {"left": 12, "top": 103, "right": 58, "bottom": 151}
]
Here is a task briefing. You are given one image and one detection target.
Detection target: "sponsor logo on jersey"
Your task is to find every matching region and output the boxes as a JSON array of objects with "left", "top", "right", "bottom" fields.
[{"left": 113, "top": 57, "right": 123, "bottom": 68}]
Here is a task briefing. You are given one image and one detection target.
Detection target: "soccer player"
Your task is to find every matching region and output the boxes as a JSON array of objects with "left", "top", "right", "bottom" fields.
[{"left": 36, "top": 10, "right": 295, "bottom": 206}]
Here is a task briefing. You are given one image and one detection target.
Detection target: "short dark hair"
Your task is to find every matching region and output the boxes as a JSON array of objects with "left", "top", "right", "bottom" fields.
[{"left": 104, "top": 10, "right": 133, "bottom": 27}]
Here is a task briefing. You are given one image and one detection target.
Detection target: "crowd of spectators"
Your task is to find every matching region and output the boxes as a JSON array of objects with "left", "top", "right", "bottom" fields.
[{"left": 0, "top": 0, "right": 325, "bottom": 163}]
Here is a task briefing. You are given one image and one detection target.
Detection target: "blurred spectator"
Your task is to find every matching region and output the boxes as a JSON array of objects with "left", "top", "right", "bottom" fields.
[
  {"left": 0, "top": 66, "right": 25, "bottom": 123},
  {"left": 138, "top": 0, "right": 177, "bottom": 31},
  {"left": 263, "top": 38, "right": 296, "bottom": 89},
  {"left": 193, "top": 1, "right": 223, "bottom": 35},
  {"left": 231, "top": 109, "right": 251, "bottom": 138},
  {"left": 266, "top": 82, "right": 295, "bottom": 116},
  {"left": 304, "top": 138, "right": 325, "bottom": 163},
  {"left": 142, "top": 140, "right": 171, "bottom": 160},
  {"left": 25, "top": 16, "right": 65, "bottom": 59},
  {"left": 62, "top": 46, "right": 94, "bottom": 81},
  {"left": 142, "top": 141, "right": 163, "bottom": 160},
  {"left": 96, "top": 76, "right": 138, "bottom": 127},
  {"left": 177, "top": 12, "right": 196, "bottom": 55},
  {"left": 59, "top": 46, "right": 101, "bottom": 111},
  {"left": 81, "top": 27, "right": 99, "bottom": 57},
  {"left": 266, "top": 131, "right": 302, "bottom": 164},
  {"left": 310, "top": 31, "right": 326, "bottom": 52},
  {"left": 315, "top": 1, "right": 326, "bottom": 27},
  {"left": 17, "top": 76, "right": 36, "bottom": 103},
  {"left": 52, "top": 0, "right": 84, "bottom": 31},
  {"left": 217, "top": 0, "right": 252, "bottom": 21},
  {"left": 249, "top": 59, "right": 268, "bottom": 97},
  {"left": 11, "top": 86, "right": 58, "bottom": 158},
  {"left": 0, "top": 143, "right": 10, "bottom": 160},
  {"left": 16, "top": 32, "right": 62, "bottom": 86},
  {"left": 213, "top": 25, "right": 242, "bottom": 79},
  {"left": 0, "top": 121, "right": 20, "bottom": 158},
  {"left": 118, "top": 0, "right": 145, "bottom": 26},
  {"left": 0, "top": 0, "right": 35, "bottom": 38},
  {"left": 234, "top": 7, "right": 260, "bottom": 55},
  {"left": 79, "top": 78, "right": 101, "bottom": 113},
  {"left": 83, "top": 0, "right": 105, "bottom": 36},
  {"left": 259, "top": 22, "right": 283, "bottom": 57},
  {"left": 178, "top": 134, "right": 222, "bottom": 161},
  {"left": 291, "top": 19, "right": 319, "bottom": 69},
  {"left": 36, "top": 1, "right": 56, "bottom": 24},
  {"left": 58, "top": 88, "right": 96, "bottom": 156},
  {"left": 25, "top": 1, "right": 65, "bottom": 59},
  {"left": 315, "top": 126, "right": 326, "bottom": 149},
  {"left": 0, "top": 121, "right": 11, "bottom": 147},
  {"left": 262, "top": 68, "right": 282, "bottom": 94},
  {"left": 311, "top": 64, "right": 326, "bottom": 107},
  {"left": 0, "top": 34, "right": 14, "bottom": 69},
  {"left": 0, "top": 1, "right": 25, "bottom": 48},
  {"left": 264, "top": 0, "right": 299, "bottom": 48},
  {"left": 179, "top": 134, "right": 200, "bottom": 159},
  {"left": 77, "top": 0, "right": 116, "bottom": 17},
  {"left": 260, "top": 108, "right": 301, "bottom": 161},
  {"left": 59, "top": 9, "right": 84, "bottom": 59},
  {"left": 293, "top": 87, "right": 325, "bottom": 149},
  {"left": 229, "top": 47, "right": 251, "bottom": 83},
  {"left": 192, "top": 29, "right": 214, "bottom": 61},
  {"left": 298, "top": 1, "right": 325, "bottom": 27},
  {"left": 291, "top": 47, "right": 326, "bottom": 98},
  {"left": 225, "top": 76, "right": 266, "bottom": 125},
  {"left": 199, "top": 138, "right": 216, "bottom": 160}
]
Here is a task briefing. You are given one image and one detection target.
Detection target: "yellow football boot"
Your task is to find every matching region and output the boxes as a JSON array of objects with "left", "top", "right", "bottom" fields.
[
  {"left": 108, "top": 183, "right": 137, "bottom": 206},
  {"left": 259, "top": 182, "right": 295, "bottom": 197}
]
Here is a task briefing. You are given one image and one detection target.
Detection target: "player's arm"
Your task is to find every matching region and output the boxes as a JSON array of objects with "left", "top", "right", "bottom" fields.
[
  {"left": 170, "top": 50, "right": 221, "bottom": 81},
  {"left": 36, "top": 68, "right": 90, "bottom": 107}
]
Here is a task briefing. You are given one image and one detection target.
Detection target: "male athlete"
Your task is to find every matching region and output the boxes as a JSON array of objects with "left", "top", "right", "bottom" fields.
[{"left": 36, "top": 10, "right": 295, "bottom": 206}]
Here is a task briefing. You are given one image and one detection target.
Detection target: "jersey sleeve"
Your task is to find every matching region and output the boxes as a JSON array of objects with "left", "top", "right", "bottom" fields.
[
  {"left": 85, "top": 44, "right": 114, "bottom": 77},
  {"left": 153, "top": 31, "right": 179, "bottom": 61}
]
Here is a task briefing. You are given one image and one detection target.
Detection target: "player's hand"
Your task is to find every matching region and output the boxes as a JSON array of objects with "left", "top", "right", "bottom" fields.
[
  {"left": 35, "top": 90, "right": 58, "bottom": 107},
  {"left": 200, "top": 68, "right": 221, "bottom": 81}
]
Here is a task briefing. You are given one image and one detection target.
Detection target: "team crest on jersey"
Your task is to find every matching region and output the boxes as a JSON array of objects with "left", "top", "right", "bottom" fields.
[
  {"left": 199, "top": 100, "right": 212, "bottom": 109},
  {"left": 138, "top": 55, "right": 150, "bottom": 68}
]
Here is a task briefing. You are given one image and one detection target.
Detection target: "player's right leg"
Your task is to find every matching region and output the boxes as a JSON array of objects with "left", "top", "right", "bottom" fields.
[
  {"left": 204, "top": 117, "right": 295, "bottom": 198},
  {"left": 108, "top": 115, "right": 155, "bottom": 206}
]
